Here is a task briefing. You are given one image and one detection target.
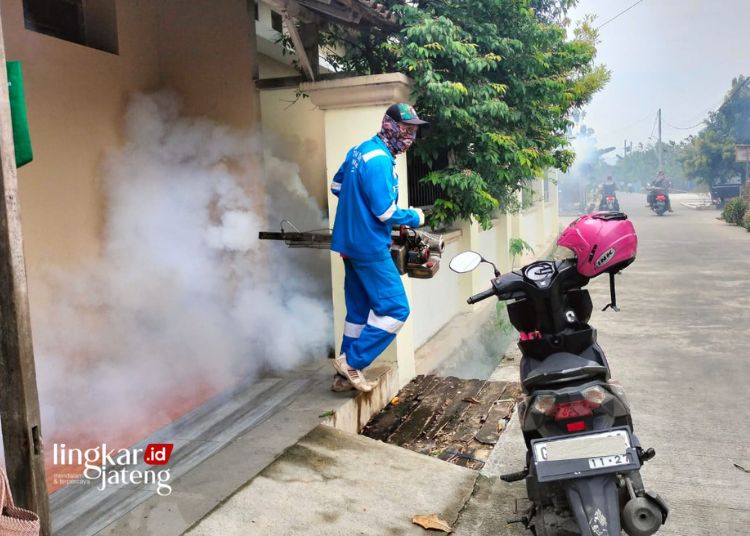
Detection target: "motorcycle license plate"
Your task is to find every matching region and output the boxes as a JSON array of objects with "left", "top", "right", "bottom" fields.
[{"left": 531, "top": 428, "right": 640, "bottom": 482}]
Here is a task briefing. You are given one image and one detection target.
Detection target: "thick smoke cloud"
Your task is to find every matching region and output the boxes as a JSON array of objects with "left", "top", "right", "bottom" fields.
[{"left": 27, "top": 91, "right": 332, "bottom": 444}]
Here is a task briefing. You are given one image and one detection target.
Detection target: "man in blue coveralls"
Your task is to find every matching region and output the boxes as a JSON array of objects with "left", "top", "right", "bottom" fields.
[{"left": 329, "top": 103, "right": 428, "bottom": 392}]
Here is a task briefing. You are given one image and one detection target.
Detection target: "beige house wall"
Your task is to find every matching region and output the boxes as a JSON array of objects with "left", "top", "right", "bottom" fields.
[
  {"left": 2, "top": 0, "right": 161, "bottom": 275},
  {"left": 259, "top": 87, "right": 327, "bottom": 209},
  {"left": 156, "top": 0, "right": 258, "bottom": 128},
  {"left": 1, "top": 0, "right": 263, "bottom": 313},
  {"left": 257, "top": 56, "right": 328, "bottom": 209}
]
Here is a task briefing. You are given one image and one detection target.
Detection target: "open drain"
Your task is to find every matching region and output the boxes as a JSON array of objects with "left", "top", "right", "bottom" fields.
[{"left": 361, "top": 375, "right": 521, "bottom": 470}]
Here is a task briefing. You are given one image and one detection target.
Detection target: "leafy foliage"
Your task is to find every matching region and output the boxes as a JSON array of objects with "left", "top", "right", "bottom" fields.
[
  {"left": 318, "top": 1, "right": 608, "bottom": 228},
  {"left": 509, "top": 237, "right": 534, "bottom": 267},
  {"left": 722, "top": 197, "right": 748, "bottom": 225},
  {"left": 680, "top": 77, "right": 750, "bottom": 186}
]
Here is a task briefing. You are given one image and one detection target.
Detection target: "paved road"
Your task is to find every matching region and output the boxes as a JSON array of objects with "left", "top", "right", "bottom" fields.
[
  {"left": 582, "top": 192, "right": 750, "bottom": 535},
  {"left": 459, "top": 192, "right": 750, "bottom": 535}
]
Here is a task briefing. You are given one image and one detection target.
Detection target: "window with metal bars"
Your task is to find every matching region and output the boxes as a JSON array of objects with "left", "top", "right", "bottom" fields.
[{"left": 406, "top": 149, "right": 449, "bottom": 208}]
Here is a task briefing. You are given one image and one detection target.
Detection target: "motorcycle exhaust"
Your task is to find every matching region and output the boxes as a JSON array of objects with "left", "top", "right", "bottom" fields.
[
  {"left": 620, "top": 476, "right": 669, "bottom": 536},
  {"left": 621, "top": 497, "right": 664, "bottom": 536}
]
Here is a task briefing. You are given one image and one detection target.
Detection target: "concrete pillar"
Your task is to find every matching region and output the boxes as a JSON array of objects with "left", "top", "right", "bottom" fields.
[
  {"left": 301, "top": 73, "right": 417, "bottom": 386},
  {"left": 535, "top": 177, "right": 547, "bottom": 248},
  {"left": 548, "top": 169, "right": 560, "bottom": 237},
  {"left": 494, "top": 214, "right": 512, "bottom": 273},
  {"left": 457, "top": 218, "right": 485, "bottom": 312}
]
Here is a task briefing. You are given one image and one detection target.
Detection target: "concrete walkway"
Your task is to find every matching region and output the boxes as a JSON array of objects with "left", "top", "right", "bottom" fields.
[{"left": 184, "top": 425, "right": 477, "bottom": 536}]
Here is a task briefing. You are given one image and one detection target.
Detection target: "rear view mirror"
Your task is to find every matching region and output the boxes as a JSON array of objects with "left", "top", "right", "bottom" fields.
[{"left": 449, "top": 251, "right": 482, "bottom": 273}]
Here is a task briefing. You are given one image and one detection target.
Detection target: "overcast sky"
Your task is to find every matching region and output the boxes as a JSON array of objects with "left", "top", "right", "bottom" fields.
[{"left": 567, "top": 0, "right": 750, "bottom": 156}]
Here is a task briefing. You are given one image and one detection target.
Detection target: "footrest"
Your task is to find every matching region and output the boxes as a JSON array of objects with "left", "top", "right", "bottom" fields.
[{"left": 500, "top": 468, "right": 528, "bottom": 482}]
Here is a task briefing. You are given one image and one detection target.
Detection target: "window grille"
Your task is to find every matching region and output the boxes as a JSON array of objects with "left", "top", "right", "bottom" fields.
[{"left": 407, "top": 149, "right": 449, "bottom": 208}]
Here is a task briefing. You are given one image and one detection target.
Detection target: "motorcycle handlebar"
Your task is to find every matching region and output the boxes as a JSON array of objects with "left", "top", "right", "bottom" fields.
[{"left": 467, "top": 287, "right": 496, "bottom": 304}]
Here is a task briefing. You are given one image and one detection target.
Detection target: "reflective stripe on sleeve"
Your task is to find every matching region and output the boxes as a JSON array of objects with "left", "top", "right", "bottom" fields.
[
  {"left": 362, "top": 149, "right": 389, "bottom": 162},
  {"left": 367, "top": 310, "right": 404, "bottom": 334},
  {"left": 377, "top": 202, "right": 397, "bottom": 222},
  {"left": 344, "top": 321, "right": 365, "bottom": 338}
]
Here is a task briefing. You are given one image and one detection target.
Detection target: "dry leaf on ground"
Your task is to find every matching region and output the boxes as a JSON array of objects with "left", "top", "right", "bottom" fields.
[
  {"left": 462, "top": 396, "right": 480, "bottom": 404},
  {"left": 411, "top": 513, "right": 453, "bottom": 533}
]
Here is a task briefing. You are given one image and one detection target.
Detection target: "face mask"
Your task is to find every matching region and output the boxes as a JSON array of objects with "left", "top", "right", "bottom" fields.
[{"left": 378, "top": 115, "right": 417, "bottom": 155}]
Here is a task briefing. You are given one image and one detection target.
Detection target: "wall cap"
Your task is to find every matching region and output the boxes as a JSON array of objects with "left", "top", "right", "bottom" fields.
[{"left": 301, "top": 73, "right": 414, "bottom": 110}]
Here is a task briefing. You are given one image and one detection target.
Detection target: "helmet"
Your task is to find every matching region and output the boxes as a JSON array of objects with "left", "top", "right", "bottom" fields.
[{"left": 557, "top": 212, "right": 637, "bottom": 277}]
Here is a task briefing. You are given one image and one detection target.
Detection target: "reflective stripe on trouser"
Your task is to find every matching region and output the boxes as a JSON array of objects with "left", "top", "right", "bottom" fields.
[{"left": 341, "top": 256, "right": 410, "bottom": 370}]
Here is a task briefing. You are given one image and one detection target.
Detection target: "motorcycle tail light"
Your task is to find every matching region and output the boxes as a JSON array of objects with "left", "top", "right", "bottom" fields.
[
  {"left": 554, "top": 400, "right": 596, "bottom": 420},
  {"left": 552, "top": 387, "right": 611, "bottom": 421},
  {"left": 531, "top": 394, "right": 556, "bottom": 415},
  {"left": 656, "top": 195, "right": 666, "bottom": 201}
]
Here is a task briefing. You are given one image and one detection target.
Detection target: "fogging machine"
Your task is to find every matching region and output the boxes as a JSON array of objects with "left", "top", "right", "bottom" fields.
[{"left": 258, "top": 220, "right": 444, "bottom": 279}]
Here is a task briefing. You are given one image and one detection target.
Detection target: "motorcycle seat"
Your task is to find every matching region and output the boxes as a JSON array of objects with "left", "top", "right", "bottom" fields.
[{"left": 522, "top": 351, "right": 608, "bottom": 389}]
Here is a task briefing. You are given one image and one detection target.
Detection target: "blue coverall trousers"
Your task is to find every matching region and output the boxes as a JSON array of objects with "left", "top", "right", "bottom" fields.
[{"left": 340, "top": 256, "right": 410, "bottom": 370}]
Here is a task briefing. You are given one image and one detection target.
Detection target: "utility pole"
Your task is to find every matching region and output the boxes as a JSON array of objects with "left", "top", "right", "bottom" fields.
[
  {"left": 0, "top": 7, "right": 50, "bottom": 535},
  {"left": 657, "top": 108, "right": 663, "bottom": 172}
]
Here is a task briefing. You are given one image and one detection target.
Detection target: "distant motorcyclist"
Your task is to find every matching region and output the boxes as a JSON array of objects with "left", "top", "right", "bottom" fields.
[
  {"left": 648, "top": 171, "right": 673, "bottom": 212},
  {"left": 601, "top": 175, "right": 617, "bottom": 195},
  {"left": 598, "top": 176, "right": 619, "bottom": 210}
]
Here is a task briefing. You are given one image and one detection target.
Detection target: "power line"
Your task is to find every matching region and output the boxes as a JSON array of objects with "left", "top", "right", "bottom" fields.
[
  {"left": 596, "top": 0, "right": 647, "bottom": 29},
  {"left": 663, "top": 76, "right": 750, "bottom": 131},
  {"left": 663, "top": 119, "right": 705, "bottom": 131},
  {"left": 592, "top": 112, "right": 654, "bottom": 139}
]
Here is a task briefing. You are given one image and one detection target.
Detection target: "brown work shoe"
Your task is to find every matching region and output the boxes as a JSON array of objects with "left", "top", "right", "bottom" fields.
[
  {"left": 331, "top": 374, "right": 354, "bottom": 392},
  {"left": 331, "top": 373, "right": 376, "bottom": 392},
  {"left": 332, "top": 354, "right": 373, "bottom": 393}
]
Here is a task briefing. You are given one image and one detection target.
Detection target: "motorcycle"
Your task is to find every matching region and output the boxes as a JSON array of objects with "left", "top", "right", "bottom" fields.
[
  {"left": 647, "top": 188, "right": 669, "bottom": 216},
  {"left": 599, "top": 194, "right": 619, "bottom": 212},
  {"left": 449, "top": 212, "right": 668, "bottom": 536}
]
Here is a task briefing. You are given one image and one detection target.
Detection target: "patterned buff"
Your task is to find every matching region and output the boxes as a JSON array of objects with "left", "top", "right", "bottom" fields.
[{"left": 378, "top": 115, "right": 417, "bottom": 156}]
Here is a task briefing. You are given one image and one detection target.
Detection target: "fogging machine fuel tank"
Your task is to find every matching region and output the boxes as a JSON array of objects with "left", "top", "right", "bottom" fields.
[{"left": 389, "top": 225, "right": 443, "bottom": 278}]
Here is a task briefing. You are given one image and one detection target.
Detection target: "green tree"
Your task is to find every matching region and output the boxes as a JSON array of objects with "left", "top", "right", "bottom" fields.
[
  {"left": 680, "top": 76, "right": 750, "bottom": 186},
  {"left": 318, "top": 1, "right": 608, "bottom": 228},
  {"left": 614, "top": 141, "right": 688, "bottom": 189}
]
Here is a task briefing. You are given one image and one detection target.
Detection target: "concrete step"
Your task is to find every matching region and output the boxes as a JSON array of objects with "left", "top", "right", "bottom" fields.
[{"left": 183, "top": 425, "right": 478, "bottom": 536}]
